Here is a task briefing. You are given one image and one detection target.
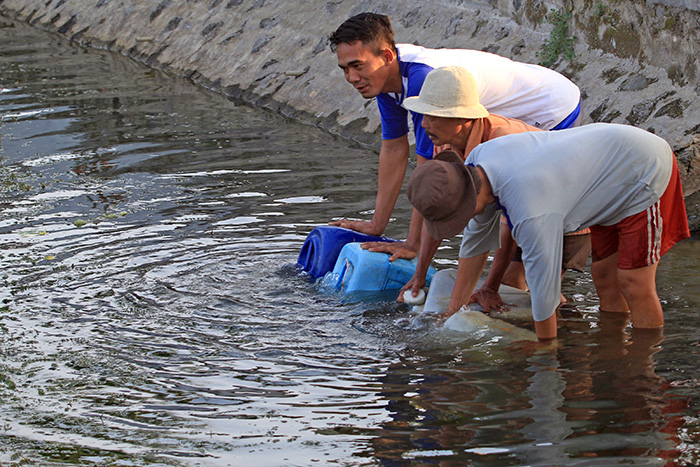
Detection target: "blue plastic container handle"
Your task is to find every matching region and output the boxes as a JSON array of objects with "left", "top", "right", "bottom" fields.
[
  {"left": 297, "top": 225, "right": 396, "bottom": 280},
  {"left": 328, "top": 243, "right": 436, "bottom": 294}
]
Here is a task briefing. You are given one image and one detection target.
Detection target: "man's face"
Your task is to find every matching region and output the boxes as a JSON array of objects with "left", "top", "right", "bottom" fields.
[
  {"left": 336, "top": 41, "right": 393, "bottom": 98},
  {"left": 422, "top": 115, "right": 471, "bottom": 146}
]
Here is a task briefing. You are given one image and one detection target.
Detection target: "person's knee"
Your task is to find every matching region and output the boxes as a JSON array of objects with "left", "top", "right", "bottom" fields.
[
  {"left": 617, "top": 264, "right": 654, "bottom": 286},
  {"left": 617, "top": 267, "right": 658, "bottom": 300},
  {"left": 591, "top": 257, "right": 630, "bottom": 311}
]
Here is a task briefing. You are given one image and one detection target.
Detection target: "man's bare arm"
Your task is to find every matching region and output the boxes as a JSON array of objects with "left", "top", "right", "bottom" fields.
[
  {"left": 470, "top": 221, "right": 519, "bottom": 312},
  {"left": 443, "top": 252, "right": 490, "bottom": 321},
  {"left": 362, "top": 153, "right": 431, "bottom": 260},
  {"left": 398, "top": 225, "right": 441, "bottom": 300}
]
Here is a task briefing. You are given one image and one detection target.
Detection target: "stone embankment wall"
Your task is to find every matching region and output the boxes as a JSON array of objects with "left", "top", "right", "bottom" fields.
[{"left": 1, "top": 0, "right": 699, "bottom": 228}]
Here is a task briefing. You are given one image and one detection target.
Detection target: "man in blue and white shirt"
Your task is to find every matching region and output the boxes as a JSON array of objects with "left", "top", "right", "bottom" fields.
[{"left": 328, "top": 12, "right": 581, "bottom": 259}]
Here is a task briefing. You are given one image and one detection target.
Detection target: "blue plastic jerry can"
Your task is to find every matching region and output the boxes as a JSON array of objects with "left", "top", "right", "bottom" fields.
[
  {"left": 296, "top": 225, "right": 397, "bottom": 280},
  {"left": 328, "top": 243, "right": 436, "bottom": 294}
]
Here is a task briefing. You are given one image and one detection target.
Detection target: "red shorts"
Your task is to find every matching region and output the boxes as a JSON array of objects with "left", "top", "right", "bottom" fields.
[{"left": 590, "top": 156, "right": 690, "bottom": 269}]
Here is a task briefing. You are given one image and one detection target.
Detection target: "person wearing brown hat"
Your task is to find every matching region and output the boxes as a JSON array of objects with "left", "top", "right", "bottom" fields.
[
  {"left": 327, "top": 12, "right": 581, "bottom": 264},
  {"left": 372, "top": 66, "right": 589, "bottom": 313},
  {"left": 403, "top": 124, "right": 689, "bottom": 341}
]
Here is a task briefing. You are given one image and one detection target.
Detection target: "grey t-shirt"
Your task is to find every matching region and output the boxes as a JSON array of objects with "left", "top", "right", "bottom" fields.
[{"left": 459, "top": 123, "right": 673, "bottom": 322}]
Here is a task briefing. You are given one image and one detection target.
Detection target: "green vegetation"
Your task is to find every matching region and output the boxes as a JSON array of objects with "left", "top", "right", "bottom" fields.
[
  {"left": 0, "top": 371, "right": 16, "bottom": 391},
  {"left": 594, "top": 1, "right": 609, "bottom": 18},
  {"left": 663, "top": 16, "right": 676, "bottom": 30},
  {"left": 74, "top": 211, "right": 127, "bottom": 228},
  {"left": 1, "top": 167, "right": 33, "bottom": 193},
  {"left": 537, "top": 8, "right": 576, "bottom": 68}
]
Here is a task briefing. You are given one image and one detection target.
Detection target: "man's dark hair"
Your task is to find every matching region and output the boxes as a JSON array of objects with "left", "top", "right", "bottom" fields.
[{"left": 329, "top": 12, "right": 396, "bottom": 54}]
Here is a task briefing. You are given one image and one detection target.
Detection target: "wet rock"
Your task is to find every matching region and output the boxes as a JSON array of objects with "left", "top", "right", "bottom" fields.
[
  {"left": 601, "top": 23, "right": 641, "bottom": 59},
  {"left": 202, "top": 21, "right": 223, "bottom": 37},
  {"left": 589, "top": 99, "right": 625, "bottom": 123},
  {"left": 667, "top": 63, "right": 686, "bottom": 85},
  {"left": 150, "top": 1, "right": 169, "bottom": 22},
  {"left": 601, "top": 67, "right": 625, "bottom": 85},
  {"left": 510, "top": 38, "right": 526, "bottom": 56},
  {"left": 146, "top": 45, "right": 169, "bottom": 66},
  {"left": 221, "top": 27, "right": 243, "bottom": 44},
  {"left": 619, "top": 73, "right": 651, "bottom": 91},
  {"left": 311, "top": 37, "right": 328, "bottom": 56},
  {"left": 71, "top": 26, "right": 89, "bottom": 41},
  {"left": 589, "top": 99, "right": 608, "bottom": 120},
  {"left": 443, "top": 14, "right": 464, "bottom": 39},
  {"left": 676, "top": 135, "right": 700, "bottom": 195},
  {"left": 472, "top": 18, "right": 488, "bottom": 38},
  {"left": 260, "top": 17, "right": 277, "bottom": 29},
  {"left": 655, "top": 98, "right": 688, "bottom": 119},
  {"left": 626, "top": 91, "right": 675, "bottom": 126},
  {"left": 680, "top": 136, "right": 700, "bottom": 232},
  {"left": 684, "top": 195, "right": 700, "bottom": 231},
  {"left": 400, "top": 8, "right": 421, "bottom": 29},
  {"left": 324, "top": 2, "right": 341, "bottom": 15},
  {"left": 483, "top": 44, "right": 501, "bottom": 54},
  {"left": 251, "top": 35, "right": 272, "bottom": 54},
  {"left": 650, "top": 0, "right": 700, "bottom": 13},
  {"left": 626, "top": 100, "right": 657, "bottom": 126},
  {"left": 164, "top": 17, "right": 180, "bottom": 32},
  {"left": 56, "top": 13, "right": 76, "bottom": 34},
  {"left": 601, "top": 110, "right": 621, "bottom": 123},
  {"left": 684, "top": 55, "right": 697, "bottom": 82}
]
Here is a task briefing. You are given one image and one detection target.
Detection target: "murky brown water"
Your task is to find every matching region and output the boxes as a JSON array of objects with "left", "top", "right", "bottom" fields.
[{"left": 1, "top": 16, "right": 699, "bottom": 466}]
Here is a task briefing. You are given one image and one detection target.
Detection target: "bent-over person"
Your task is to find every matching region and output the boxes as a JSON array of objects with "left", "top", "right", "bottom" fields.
[{"left": 405, "top": 123, "right": 689, "bottom": 340}]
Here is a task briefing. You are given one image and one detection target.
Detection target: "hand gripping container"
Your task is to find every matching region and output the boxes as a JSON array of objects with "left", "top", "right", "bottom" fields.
[
  {"left": 296, "top": 225, "right": 397, "bottom": 280},
  {"left": 328, "top": 243, "right": 436, "bottom": 294}
]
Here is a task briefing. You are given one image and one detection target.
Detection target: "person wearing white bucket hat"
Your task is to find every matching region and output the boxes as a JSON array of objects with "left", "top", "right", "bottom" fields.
[
  {"left": 327, "top": 12, "right": 581, "bottom": 269},
  {"left": 402, "top": 65, "right": 536, "bottom": 156},
  {"left": 395, "top": 66, "right": 590, "bottom": 313},
  {"left": 396, "top": 65, "right": 489, "bottom": 120}
]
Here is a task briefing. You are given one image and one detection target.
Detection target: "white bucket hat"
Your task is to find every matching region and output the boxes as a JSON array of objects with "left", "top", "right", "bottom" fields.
[{"left": 404, "top": 66, "right": 488, "bottom": 119}]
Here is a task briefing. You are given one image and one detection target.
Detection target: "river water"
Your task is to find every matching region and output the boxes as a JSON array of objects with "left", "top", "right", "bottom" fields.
[{"left": 1, "top": 16, "right": 699, "bottom": 467}]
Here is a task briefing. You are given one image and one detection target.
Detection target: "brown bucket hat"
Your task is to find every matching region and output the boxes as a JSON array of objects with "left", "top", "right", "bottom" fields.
[{"left": 407, "top": 150, "right": 478, "bottom": 239}]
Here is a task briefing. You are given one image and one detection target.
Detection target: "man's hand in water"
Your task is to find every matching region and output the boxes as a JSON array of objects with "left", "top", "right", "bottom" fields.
[
  {"left": 362, "top": 240, "right": 417, "bottom": 261},
  {"left": 397, "top": 273, "right": 425, "bottom": 303},
  {"left": 469, "top": 286, "right": 512, "bottom": 313},
  {"left": 438, "top": 303, "right": 463, "bottom": 325},
  {"left": 329, "top": 219, "right": 382, "bottom": 236}
]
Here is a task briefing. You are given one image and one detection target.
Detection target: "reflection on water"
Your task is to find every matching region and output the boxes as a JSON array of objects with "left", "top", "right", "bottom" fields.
[{"left": 1, "top": 16, "right": 699, "bottom": 467}]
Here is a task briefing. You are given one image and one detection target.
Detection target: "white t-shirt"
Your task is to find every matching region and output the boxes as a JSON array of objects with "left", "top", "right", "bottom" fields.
[
  {"left": 459, "top": 123, "right": 674, "bottom": 322},
  {"left": 377, "top": 44, "right": 581, "bottom": 157}
]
